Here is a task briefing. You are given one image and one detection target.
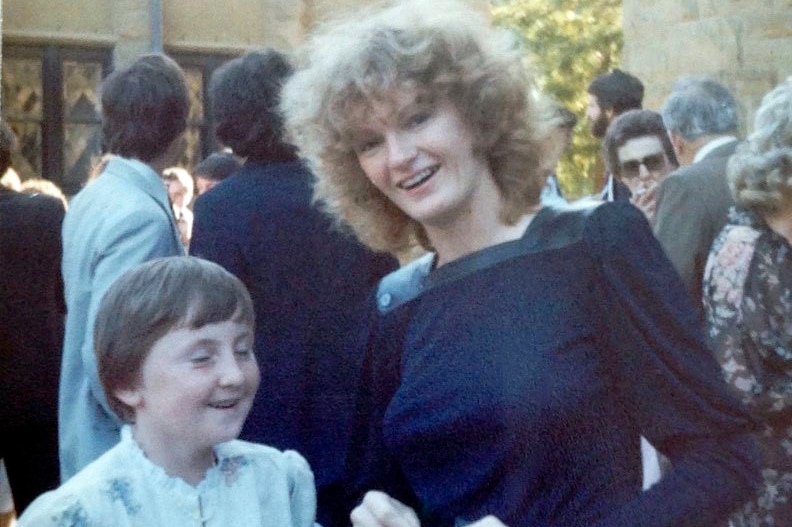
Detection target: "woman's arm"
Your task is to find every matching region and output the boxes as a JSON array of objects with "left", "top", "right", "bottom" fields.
[{"left": 588, "top": 201, "right": 760, "bottom": 527}]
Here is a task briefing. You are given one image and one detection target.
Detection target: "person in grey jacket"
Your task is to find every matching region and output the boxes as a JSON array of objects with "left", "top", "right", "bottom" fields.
[
  {"left": 59, "top": 53, "right": 189, "bottom": 481},
  {"left": 654, "top": 76, "right": 740, "bottom": 308}
]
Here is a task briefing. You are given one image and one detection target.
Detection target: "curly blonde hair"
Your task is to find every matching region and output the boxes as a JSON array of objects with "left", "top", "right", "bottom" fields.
[
  {"left": 280, "top": 0, "right": 545, "bottom": 254},
  {"left": 729, "top": 77, "right": 792, "bottom": 214}
]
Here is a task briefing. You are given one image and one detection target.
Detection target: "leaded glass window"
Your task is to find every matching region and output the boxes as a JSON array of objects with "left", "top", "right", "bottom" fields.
[
  {"left": 180, "top": 65, "right": 205, "bottom": 170},
  {"left": 1, "top": 45, "right": 110, "bottom": 196},
  {"left": 168, "top": 52, "right": 237, "bottom": 170},
  {"left": 2, "top": 54, "right": 44, "bottom": 181},
  {"left": 62, "top": 58, "right": 104, "bottom": 194}
]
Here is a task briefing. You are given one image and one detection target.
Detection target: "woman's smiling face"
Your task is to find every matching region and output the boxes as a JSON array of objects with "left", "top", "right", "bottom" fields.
[{"left": 351, "top": 91, "right": 493, "bottom": 231}]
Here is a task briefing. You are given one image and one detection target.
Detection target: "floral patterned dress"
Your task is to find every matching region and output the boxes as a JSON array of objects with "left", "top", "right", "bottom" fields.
[{"left": 703, "top": 208, "right": 792, "bottom": 526}]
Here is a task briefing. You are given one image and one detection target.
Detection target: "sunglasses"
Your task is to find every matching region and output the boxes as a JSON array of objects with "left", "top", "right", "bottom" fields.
[{"left": 620, "top": 152, "right": 666, "bottom": 179}]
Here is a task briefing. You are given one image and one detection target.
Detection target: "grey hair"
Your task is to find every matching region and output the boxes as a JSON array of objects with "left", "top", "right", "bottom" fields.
[
  {"left": 661, "top": 76, "right": 738, "bottom": 140},
  {"left": 728, "top": 76, "right": 792, "bottom": 213}
]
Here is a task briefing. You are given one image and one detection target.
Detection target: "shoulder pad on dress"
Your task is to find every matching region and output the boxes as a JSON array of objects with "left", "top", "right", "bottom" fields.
[
  {"left": 375, "top": 252, "right": 434, "bottom": 314},
  {"left": 524, "top": 200, "right": 603, "bottom": 251}
]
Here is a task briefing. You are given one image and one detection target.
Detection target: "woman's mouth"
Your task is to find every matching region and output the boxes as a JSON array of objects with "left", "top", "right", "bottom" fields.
[{"left": 398, "top": 165, "right": 439, "bottom": 190}]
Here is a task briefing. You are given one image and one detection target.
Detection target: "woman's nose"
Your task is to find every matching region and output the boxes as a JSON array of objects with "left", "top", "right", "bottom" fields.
[{"left": 386, "top": 132, "right": 416, "bottom": 169}]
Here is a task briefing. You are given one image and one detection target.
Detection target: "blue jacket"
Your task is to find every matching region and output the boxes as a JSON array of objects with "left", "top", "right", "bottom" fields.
[{"left": 60, "top": 156, "right": 184, "bottom": 481}]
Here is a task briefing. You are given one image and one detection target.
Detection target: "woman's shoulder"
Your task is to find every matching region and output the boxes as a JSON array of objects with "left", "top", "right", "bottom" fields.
[
  {"left": 524, "top": 200, "right": 604, "bottom": 248},
  {"left": 375, "top": 252, "right": 434, "bottom": 315},
  {"left": 525, "top": 200, "right": 647, "bottom": 256},
  {"left": 708, "top": 211, "right": 764, "bottom": 267}
]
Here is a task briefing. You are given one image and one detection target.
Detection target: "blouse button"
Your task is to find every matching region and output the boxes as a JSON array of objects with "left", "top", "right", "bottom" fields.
[{"left": 378, "top": 292, "right": 392, "bottom": 309}]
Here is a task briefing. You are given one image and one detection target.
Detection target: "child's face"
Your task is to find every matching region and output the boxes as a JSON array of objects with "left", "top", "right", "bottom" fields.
[{"left": 116, "top": 317, "right": 259, "bottom": 460}]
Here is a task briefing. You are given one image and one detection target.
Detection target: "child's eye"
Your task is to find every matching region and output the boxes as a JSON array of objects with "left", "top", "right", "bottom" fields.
[
  {"left": 189, "top": 349, "right": 215, "bottom": 365},
  {"left": 234, "top": 348, "right": 254, "bottom": 360},
  {"left": 190, "top": 355, "right": 212, "bottom": 365}
]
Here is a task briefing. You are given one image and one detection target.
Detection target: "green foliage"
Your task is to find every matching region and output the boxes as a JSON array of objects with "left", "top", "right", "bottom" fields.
[{"left": 492, "top": 0, "right": 623, "bottom": 198}]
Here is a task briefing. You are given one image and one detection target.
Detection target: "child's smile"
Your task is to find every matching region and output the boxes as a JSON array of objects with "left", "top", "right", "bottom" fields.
[{"left": 115, "top": 316, "right": 259, "bottom": 483}]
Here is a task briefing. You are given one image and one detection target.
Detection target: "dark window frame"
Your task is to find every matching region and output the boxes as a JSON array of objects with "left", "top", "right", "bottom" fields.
[{"left": 2, "top": 43, "right": 112, "bottom": 195}]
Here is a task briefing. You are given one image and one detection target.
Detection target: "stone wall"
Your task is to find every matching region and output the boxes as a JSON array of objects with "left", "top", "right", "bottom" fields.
[
  {"left": 3, "top": 1, "right": 788, "bottom": 124},
  {"left": 3, "top": 0, "right": 489, "bottom": 68},
  {"left": 622, "top": 0, "right": 792, "bottom": 134}
]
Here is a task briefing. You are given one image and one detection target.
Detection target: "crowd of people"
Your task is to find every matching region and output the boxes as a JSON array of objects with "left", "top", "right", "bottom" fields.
[{"left": 0, "top": 1, "right": 790, "bottom": 526}]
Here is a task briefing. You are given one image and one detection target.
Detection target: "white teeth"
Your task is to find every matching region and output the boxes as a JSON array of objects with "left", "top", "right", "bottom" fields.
[{"left": 399, "top": 166, "right": 438, "bottom": 189}]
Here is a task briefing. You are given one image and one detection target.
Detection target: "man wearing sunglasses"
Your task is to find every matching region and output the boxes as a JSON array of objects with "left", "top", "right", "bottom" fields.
[
  {"left": 653, "top": 77, "right": 739, "bottom": 309},
  {"left": 603, "top": 109, "right": 678, "bottom": 223}
]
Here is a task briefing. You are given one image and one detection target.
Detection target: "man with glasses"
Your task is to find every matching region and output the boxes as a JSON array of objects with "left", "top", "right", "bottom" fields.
[
  {"left": 603, "top": 109, "right": 678, "bottom": 223},
  {"left": 654, "top": 77, "right": 740, "bottom": 307}
]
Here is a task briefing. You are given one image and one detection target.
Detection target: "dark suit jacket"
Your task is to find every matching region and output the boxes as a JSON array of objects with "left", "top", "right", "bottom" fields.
[
  {"left": 0, "top": 188, "right": 65, "bottom": 430},
  {"left": 189, "top": 160, "right": 398, "bottom": 516},
  {"left": 653, "top": 139, "right": 738, "bottom": 306}
]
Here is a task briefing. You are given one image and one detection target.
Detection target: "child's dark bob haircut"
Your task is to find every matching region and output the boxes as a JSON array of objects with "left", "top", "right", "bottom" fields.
[{"left": 94, "top": 256, "right": 255, "bottom": 422}]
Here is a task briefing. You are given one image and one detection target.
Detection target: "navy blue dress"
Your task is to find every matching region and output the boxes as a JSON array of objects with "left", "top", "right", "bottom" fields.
[
  {"left": 190, "top": 160, "right": 398, "bottom": 527},
  {"left": 345, "top": 202, "right": 759, "bottom": 527}
]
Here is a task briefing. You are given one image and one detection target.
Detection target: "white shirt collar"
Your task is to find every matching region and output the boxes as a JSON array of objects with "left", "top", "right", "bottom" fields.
[{"left": 693, "top": 135, "right": 737, "bottom": 163}]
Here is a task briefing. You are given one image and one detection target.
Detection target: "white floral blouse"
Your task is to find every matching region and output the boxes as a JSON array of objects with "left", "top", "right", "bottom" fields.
[
  {"left": 18, "top": 426, "right": 318, "bottom": 527},
  {"left": 703, "top": 208, "right": 792, "bottom": 527}
]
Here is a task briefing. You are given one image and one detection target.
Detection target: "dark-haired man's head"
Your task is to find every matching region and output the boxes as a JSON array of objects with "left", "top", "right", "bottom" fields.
[
  {"left": 586, "top": 69, "right": 644, "bottom": 138},
  {"left": 193, "top": 151, "right": 242, "bottom": 195},
  {"left": 210, "top": 49, "right": 297, "bottom": 163},
  {"left": 100, "top": 54, "right": 190, "bottom": 164}
]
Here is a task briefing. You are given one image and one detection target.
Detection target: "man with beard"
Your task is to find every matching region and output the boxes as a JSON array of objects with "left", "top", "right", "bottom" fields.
[{"left": 585, "top": 69, "right": 644, "bottom": 201}]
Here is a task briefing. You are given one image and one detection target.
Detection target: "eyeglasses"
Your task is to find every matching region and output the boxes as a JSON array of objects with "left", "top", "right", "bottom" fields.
[{"left": 619, "top": 152, "right": 666, "bottom": 179}]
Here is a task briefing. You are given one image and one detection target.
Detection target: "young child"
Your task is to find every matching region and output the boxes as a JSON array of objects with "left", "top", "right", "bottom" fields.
[{"left": 18, "top": 256, "right": 317, "bottom": 527}]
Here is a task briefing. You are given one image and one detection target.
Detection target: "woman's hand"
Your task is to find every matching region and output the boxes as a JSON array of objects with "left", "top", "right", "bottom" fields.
[
  {"left": 350, "top": 491, "right": 510, "bottom": 527},
  {"left": 630, "top": 183, "right": 659, "bottom": 224},
  {"left": 467, "top": 516, "right": 509, "bottom": 527},
  {"left": 350, "top": 491, "right": 420, "bottom": 527}
]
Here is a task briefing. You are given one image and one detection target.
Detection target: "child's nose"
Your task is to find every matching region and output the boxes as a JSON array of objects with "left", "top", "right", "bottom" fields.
[{"left": 217, "top": 353, "right": 245, "bottom": 386}]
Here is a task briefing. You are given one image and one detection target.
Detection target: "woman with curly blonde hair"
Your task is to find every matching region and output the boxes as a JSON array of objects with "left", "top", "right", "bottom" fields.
[
  {"left": 282, "top": 0, "right": 544, "bottom": 256},
  {"left": 281, "top": 1, "right": 759, "bottom": 526},
  {"left": 704, "top": 77, "right": 792, "bottom": 527}
]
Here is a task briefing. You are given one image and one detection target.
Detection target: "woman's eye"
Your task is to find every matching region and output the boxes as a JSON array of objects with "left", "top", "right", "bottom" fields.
[
  {"left": 355, "top": 137, "right": 383, "bottom": 155},
  {"left": 406, "top": 111, "right": 431, "bottom": 128}
]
